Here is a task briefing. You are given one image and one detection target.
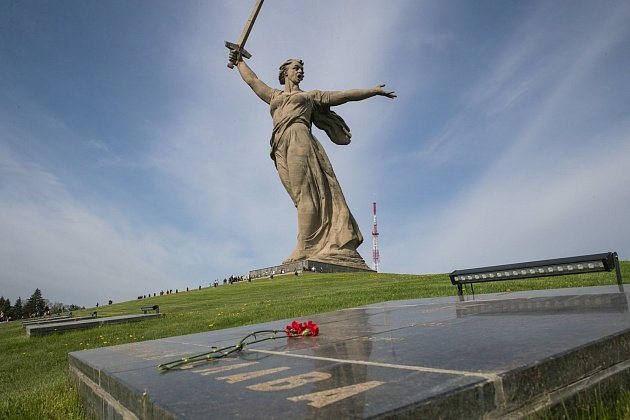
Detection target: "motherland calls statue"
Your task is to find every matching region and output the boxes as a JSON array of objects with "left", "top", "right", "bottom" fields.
[{"left": 229, "top": 51, "right": 395, "bottom": 269}]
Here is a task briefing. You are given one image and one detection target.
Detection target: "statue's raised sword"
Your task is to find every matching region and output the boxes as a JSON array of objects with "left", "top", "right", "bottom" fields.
[{"left": 225, "top": 0, "right": 265, "bottom": 69}]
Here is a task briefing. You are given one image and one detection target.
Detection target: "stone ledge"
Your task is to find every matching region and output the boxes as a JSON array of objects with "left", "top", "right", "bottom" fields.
[
  {"left": 249, "top": 259, "right": 375, "bottom": 279},
  {"left": 27, "top": 313, "right": 162, "bottom": 337}
]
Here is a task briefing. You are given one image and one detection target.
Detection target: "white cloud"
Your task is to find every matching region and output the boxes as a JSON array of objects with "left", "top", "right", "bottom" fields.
[
  {"left": 0, "top": 147, "right": 238, "bottom": 305},
  {"left": 400, "top": 128, "right": 630, "bottom": 273},
  {"left": 379, "top": 1, "right": 630, "bottom": 274}
]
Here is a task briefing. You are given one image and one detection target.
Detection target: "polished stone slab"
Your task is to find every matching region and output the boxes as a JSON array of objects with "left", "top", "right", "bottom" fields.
[
  {"left": 23, "top": 315, "right": 73, "bottom": 325},
  {"left": 69, "top": 285, "right": 630, "bottom": 419},
  {"left": 22, "top": 314, "right": 98, "bottom": 327},
  {"left": 27, "top": 313, "right": 161, "bottom": 337}
]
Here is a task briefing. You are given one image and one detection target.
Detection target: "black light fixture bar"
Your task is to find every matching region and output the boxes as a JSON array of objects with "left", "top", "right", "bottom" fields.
[{"left": 450, "top": 252, "right": 622, "bottom": 297}]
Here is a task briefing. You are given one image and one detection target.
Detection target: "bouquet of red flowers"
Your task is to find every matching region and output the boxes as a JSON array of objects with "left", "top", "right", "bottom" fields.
[{"left": 158, "top": 320, "right": 319, "bottom": 370}]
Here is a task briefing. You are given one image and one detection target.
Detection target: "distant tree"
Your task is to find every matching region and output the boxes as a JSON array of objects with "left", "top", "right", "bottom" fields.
[
  {"left": 24, "top": 294, "right": 33, "bottom": 316},
  {"left": 0, "top": 297, "right": 9, "bottom": 320},
  {"left": 13, "top": 297, "right": 23, "bottom": 319},
  {"left": 25, "top": 288, "right": 46, "bottom": 317},
  {"left": 0, "top": 296, "right": 8, "bottom": 313}
]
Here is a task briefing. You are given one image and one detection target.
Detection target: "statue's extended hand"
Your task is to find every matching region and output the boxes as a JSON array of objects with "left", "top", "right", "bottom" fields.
[
  {"left": 375, "top": 84, "right": 396, "bottom": 98},
  {"left": 228, "top": 50, "right": 242, "bottom": 68}
]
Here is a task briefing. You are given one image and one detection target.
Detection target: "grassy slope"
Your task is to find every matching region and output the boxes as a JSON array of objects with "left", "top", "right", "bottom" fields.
[{"left": 1, "top": 264, "right": 628, "bottom": 419}]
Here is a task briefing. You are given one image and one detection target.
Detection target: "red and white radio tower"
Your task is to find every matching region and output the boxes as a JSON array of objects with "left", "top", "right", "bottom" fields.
[{"left": 372, "top": 202, "right": 380, "bottom": 272}]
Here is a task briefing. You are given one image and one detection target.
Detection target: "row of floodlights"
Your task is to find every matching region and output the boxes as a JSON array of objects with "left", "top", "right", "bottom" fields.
[
  {"left": 452, "top": 260, "right": 605, "bottom": 283},
  {"left": 449, "top": 252, "right": 621, "bottom": 297}
]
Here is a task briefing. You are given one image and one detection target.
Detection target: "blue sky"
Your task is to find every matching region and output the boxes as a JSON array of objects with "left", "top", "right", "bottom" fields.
[{"left": 1, "top": 0, "right": 629, "bottom": 307}]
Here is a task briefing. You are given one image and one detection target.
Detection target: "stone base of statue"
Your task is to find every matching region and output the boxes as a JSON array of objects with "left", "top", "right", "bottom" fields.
[{"left": 249, "top": 259, "right": 374, "bottom": 279}]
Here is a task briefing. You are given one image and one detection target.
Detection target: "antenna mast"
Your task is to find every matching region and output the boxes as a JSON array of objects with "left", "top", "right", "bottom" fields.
[{"left": 372, "top": 202, "right": 380, "bottom": 272}]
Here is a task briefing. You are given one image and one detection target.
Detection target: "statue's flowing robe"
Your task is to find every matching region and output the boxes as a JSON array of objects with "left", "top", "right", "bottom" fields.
[{"left": 269, "top": 89, "right": 367, "bottom": 267}]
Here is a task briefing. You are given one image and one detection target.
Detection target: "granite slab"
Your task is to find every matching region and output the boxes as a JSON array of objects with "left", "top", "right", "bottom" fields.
[
  {"left": 22, "top": 314, "right": 97, "bottom": 327},
  {"left": 23, "top": 315, "right": 73, "bottom": 325},
  {"left": 27, "top": 313, "right": 161, "bottom": 337},
  {"left": 69, "top": 285, "right": 630, "bottom": 419}
]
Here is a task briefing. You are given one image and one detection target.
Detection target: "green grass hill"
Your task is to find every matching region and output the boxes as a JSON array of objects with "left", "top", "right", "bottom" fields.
[{"left": 1, "top": 266, "right": 629, "bottom": 419}]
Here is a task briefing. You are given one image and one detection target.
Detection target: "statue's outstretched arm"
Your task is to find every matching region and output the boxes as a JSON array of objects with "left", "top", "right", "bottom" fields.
[
  {"left": 328, "top": 85, "right": 396, "bottom": 106},
  {"left": 231, "top": 53, "right": 274, "bottom": 104}
]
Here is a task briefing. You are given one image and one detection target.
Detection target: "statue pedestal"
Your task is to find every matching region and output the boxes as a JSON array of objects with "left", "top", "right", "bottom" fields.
[{"left": 249, "top": 259, "right": 374, "bottom": 279}]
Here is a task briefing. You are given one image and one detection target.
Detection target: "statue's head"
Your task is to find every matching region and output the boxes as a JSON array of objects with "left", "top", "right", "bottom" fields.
[{"left": 279, "top": 59, "right": 304, "bottom": 85}]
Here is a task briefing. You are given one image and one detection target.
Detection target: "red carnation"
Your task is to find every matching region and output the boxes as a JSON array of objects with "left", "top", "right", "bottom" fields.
[
  {"left": 285, "top": 320, "right": 319, "bottom": 337},
  {"left": 285, "top": 320, "right": 302, "bottom": 336},
  {"left": 302, "top": 320, "right": 319, "bottom": 336}
]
